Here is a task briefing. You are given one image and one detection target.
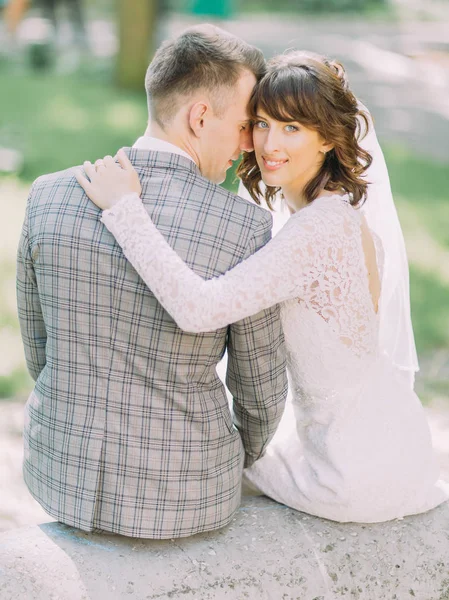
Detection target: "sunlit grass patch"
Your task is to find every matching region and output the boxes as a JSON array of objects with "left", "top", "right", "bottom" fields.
[
  {"left": 0, "top": 69, "right": 148, "bottom": 183},
  {"left": 0, "top": 368, "right": 32, "bottom": 400},
  {"left": 383, "top": 144, "right": 449, "bottom": 353}
]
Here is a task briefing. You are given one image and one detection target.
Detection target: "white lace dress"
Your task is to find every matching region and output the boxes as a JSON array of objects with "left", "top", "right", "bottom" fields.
[{"left": 100, "top": 192, "right": 449, "bottom": 523}]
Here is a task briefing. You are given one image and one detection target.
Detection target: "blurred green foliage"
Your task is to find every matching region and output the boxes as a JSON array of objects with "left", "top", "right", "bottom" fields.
[
  {"left": 0, "top": 71, "right": 148, "bottom": 182},
  {"left": 240, "top": 0, "right": 387, "bottom": 14},
  {"left": 0, "top": 369, "right": 32, "bottom": 399}
]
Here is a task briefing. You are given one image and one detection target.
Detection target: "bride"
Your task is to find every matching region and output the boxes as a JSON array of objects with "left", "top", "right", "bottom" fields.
[{"left": 77, "top": 51, "right": 449, "bottom": 523}]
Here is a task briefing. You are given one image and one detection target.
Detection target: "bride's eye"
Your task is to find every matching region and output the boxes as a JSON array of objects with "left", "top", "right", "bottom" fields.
[
  {"left": 254, "top": 120, "right": 269, "bottom": 129},
  {"left": 285, "top": 124, "right": 299, "bottom": 132}
]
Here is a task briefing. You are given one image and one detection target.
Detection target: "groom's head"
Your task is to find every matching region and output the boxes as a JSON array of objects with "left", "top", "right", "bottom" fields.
[{"left": 145, "top": 24, "right": 265, "bottom": 184}]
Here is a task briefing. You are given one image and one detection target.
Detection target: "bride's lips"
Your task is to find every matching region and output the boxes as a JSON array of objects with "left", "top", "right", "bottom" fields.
[{"left": 262, "top": 157, "right": 288, "bottom": 171}]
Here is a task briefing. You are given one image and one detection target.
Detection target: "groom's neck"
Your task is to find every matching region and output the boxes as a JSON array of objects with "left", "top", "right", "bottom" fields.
[
  {"left": 144, "top": 122, "right": 198, "bottom": 165},
  {"left": 144, "top": 121, "right": 174, "bottom": 145}
]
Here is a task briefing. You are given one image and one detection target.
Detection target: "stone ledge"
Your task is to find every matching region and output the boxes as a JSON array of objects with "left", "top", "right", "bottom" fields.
[{"left": 0, "top": 496, "right": 448, "bottom": 600}]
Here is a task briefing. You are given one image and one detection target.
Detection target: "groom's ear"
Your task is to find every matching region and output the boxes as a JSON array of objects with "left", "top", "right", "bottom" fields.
[{"left": 188, "top": 101, "right": 210, "bottom": 138}]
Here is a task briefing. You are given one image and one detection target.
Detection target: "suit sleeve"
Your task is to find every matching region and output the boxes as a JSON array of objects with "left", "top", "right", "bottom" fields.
[
  {"left": 225, "top": 212, "right": 288, "bottom": 467},
  {"left": 16, "top": 185, "right": 47, "bottom": 381}
]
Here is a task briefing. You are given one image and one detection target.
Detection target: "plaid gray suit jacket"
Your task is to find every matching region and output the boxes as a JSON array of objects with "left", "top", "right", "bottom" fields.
[{"left": 17, "top": 149, "right": 287, "bottom": 539}]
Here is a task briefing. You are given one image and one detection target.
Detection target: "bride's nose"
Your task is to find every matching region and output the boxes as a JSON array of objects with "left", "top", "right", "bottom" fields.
[{"left": 263, "top": 129, "right": 280, "bottom": 154}]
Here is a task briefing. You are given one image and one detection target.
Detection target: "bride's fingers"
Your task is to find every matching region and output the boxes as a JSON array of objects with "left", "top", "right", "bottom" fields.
[
  {"left": 83, "top": 160, "right": 96, "bottom": 181},
  {"left": 75, "top": 169, "right": 94, "bottom": 196},
  {"left": 117, "top": 148, "right": 134, "bottom": 172},
  {"left": 95, "top": 159, "right": 105, "bottom": 170},
  {"left": 103, "top": 155, "right": 115, "bottom": 168}
]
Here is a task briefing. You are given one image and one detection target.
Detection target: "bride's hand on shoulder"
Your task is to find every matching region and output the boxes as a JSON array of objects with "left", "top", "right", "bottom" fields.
[{"left": 76, "top": 148, "right": 142, "bottom": 210}]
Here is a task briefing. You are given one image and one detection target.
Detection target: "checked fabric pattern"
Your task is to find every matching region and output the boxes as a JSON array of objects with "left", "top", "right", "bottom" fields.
[{"left": 16, "top": 149, "right": 288, "bottom": 539}]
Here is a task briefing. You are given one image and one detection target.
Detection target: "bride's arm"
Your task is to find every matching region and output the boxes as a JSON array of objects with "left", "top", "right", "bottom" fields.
[
  {"left": 100, "top": 192, "right": 314, "bottom": 332},
  {"left": 76, "top": 150, "right": 323, "bottom": 333}
]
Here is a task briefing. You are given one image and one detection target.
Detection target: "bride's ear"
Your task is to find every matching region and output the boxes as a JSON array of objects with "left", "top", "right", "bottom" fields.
[
  {"left": 188, "top": 102, "right": 209, "bottom": 138},
  {"left": 321, "top": 141, "right": 334, "bottom": 155}
]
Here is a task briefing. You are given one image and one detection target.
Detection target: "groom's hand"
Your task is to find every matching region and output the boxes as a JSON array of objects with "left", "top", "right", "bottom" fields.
[{"left": 76, "top": 149, "right": 142, "bottom": 210}]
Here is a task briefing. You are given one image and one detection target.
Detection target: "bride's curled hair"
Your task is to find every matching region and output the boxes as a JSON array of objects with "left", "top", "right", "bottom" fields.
[{"left": 237, "top": 51, "right": 373, "bottom": 208}]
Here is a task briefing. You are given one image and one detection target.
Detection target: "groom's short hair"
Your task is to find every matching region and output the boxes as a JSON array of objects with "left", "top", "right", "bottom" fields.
[{"left": 145, "top": 24, "right": 265, "bottom": 127}]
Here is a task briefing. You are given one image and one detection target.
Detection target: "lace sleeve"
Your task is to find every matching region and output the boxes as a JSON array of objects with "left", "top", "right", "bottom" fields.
[{"left": 101, "top": 193, "right": 339, "bottom": 333}]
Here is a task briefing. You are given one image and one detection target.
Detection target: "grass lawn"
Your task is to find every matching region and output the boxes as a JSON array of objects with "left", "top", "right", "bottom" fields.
[
  {"left": 1, "top": 67, "right": 448, "bottom": 401},
  {"left": 1, "top": 68, "right": 148, "bottom": 182}
]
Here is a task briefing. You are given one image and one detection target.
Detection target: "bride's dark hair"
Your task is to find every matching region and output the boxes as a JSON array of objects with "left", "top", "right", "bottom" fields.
[{"left": 237, "top": 50, "right": 372, "bottom": 209}]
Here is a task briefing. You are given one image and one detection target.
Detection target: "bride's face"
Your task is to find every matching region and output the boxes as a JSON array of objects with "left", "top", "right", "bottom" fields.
[{"left": 252, "top": 110, "right": 330, "bottom": 194}]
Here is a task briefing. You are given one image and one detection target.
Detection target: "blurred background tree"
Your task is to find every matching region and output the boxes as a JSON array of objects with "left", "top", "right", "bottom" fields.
[{"left": 116, "top": 0, "right": 158, "bottom": 89}]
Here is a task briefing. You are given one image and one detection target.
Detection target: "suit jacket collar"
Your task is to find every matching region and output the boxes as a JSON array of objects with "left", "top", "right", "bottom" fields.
[{"left": 123, "top": 147, "right": 202, "bottom": 178}]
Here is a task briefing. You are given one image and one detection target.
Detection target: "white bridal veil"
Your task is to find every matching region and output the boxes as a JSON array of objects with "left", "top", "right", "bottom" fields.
[{"left": 359, "top": 110, "right": 419, "bottom": 387}]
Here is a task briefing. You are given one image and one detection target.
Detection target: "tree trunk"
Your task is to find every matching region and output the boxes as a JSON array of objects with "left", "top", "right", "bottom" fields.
[{"left": 116, "top": 0, "right": 158, "bottom": 90}]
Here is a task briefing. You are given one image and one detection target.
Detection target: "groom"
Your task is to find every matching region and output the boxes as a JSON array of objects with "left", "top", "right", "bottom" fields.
[{"left": 16, "top": 24, "right": 287, "bottom": 539}]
